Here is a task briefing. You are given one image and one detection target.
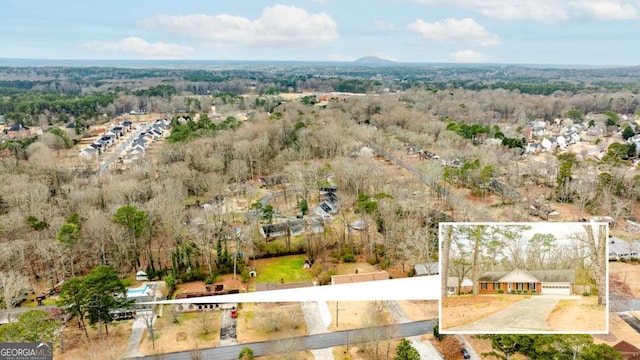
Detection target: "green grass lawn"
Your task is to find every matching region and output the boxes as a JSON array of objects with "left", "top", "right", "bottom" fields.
[{"left": 252, "top": 255, "right": 313, "bottom": 283}]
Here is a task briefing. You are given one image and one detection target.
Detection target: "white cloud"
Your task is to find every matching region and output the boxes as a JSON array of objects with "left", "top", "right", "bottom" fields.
[
  {"left": 449, "top": 50, "right": 490, "bottom": 63},
  {"left": 375, "top": 20, "right": 396, "bottom": 31},
  {"left": 413, "top": 0, "right": 640, "bottom": 22},
  {"left": 139, "top": 5, "right": 338, "bottom": 48},
  {"left": 81, "top": 37, "right": 194, "bottom": 59},
  {"left": 570, "top": 1, "right": 638, "bottom": 20},
  {"left": 407, "top": 18, "right": 500, "bottom": 47},
  {"left": 412, "top": 0, "right": 569, "bottom": 23}
]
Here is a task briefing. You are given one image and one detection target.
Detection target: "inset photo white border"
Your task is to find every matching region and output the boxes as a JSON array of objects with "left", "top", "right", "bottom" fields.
[{"left": 438, "top": 222, "right": 609, "bottom": 335}]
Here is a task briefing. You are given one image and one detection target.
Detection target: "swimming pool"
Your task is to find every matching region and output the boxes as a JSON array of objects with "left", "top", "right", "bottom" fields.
[{"left": 126, "top": 284, "right": 153, "bottom": 298}]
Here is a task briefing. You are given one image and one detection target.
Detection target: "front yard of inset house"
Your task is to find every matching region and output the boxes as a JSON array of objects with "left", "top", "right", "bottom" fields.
[
  {"left": 441, "top": 294, "right": 531, "bottom": 329},
  {"left": 547, "top": 296, "right": 607, "bottom": 332}
]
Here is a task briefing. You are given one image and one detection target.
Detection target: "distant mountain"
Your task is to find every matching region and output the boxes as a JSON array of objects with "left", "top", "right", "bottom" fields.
[{"left": 353, "top": 56, "right": 396, "bottom": 65}]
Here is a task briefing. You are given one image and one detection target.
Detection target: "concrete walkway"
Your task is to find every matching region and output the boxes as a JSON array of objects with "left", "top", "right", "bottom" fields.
[
  {"left": 448, "top": 295, "right": 580, "bottom": 332},
  {"left": 121, "top": 318, "right": 147, "bottom": 359},
  {"left": 385, "top": 301, "right": 441, "bottom": 359},
  {"left": 302, "top": 302, "right": 334, "bottom": 360}
]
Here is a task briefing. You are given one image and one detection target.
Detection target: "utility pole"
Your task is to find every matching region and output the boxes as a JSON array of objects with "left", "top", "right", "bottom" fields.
[
  {"left": 336, "top": 301, "right": 339, "bottom": 328},
  {"left": 233, "top": 227, "right": 241, "bottom": 280}
]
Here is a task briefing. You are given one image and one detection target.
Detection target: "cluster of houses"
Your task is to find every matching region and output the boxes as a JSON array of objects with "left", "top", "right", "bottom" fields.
[
  {"left": 79, "top": 121, "right": 132, "bottom": 159},
  {"left": 122, "top": 119, "right": 170, "bottom": 164},
  {"left": 523, "top": 120, "right": 584, "bottom": 154},
  {"left": 78, "top": 119, "right": 169, "bottom": 161},
  {"left": 257, "top": 185, "right": 340, "bottom": 240}
]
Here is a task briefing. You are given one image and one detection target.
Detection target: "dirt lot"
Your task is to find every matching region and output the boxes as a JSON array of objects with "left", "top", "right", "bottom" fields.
[
  {"left": 139, "top": 311, "right": 221, "bottom": 356},
  {"left": 547, "top": 297, "right": 607, "bottom": 332},
  {"left": 397, "top": 300, "right": 439, "bottom": 321},
  {"left": 327, "top": 301, "right": 394, "bottom": 331},
  {"left": 441, "top": 294, "right": 530, "bottom": 329},
  {"left": 236, "top": 303, "right": 308, "bottom": 343},
  {"left": 610, "top": 261, "right": 640, "bottom": 296},
  {"left": 55, "top": 321, "right": 132, "bottom": 360}
]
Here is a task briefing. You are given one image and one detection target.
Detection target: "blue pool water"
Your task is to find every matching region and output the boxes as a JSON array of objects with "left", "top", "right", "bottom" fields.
[{"left": 126, "top": 284, "right": 150, "bottom": 297}]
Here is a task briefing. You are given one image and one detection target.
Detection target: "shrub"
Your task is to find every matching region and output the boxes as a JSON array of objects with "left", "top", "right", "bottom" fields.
[
  {"left": 583, "top": 291, "right": 591, "bottom": 297},
  {"left": 516, "top": 290, "right": 521, "bottom": 294},
  {"left": 407, "top": 268, "right": 416, "bottom": 277},
  {"left": 241, "top": 269, "right": 250, "bottom": 284},
  {"left": 342, "top": 253, "right": 356, "bottom": 263},
  {"left": 522, "top": 290, "right": 528, "bottom": 294},
  {"left": 238, "top": 346, "right": 254, "bottom": 360},
  {"left": 510, "top": 290, "right": 515, "bottom": 294},
  {"left": 497, "top": 289, "right": 504, "bottom": 294},
  {"left": 317, "top": 269, "right": 336, "bottom": 285},
  {"left": 367, "top": 257, "right": 379, "bottom": 265}
]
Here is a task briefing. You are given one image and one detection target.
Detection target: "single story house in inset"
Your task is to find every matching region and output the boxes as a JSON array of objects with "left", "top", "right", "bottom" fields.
[
  {"left": 447, "top": 277, "right": 473, "bottom": 295},
  {"left": 413, "top": 262, "right": 439, "bottom": 276},
  {"left": 478, "top": 269, "right": 575, "bottom": 295},
  {"left": 331, "top": 271, "right": 390, "bottom": 285}
]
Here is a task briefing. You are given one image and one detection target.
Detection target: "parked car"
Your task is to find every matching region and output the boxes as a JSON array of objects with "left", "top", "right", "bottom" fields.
[{"left": 461, "top": 348, "right": 471, "bottom": 359}]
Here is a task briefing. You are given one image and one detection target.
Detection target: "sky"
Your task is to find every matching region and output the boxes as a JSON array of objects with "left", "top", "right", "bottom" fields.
[
  {"left": 2, "top": 0, "right": 640, "bottom": 65},
  {"left": 445, "top": 222, "right": 607, "bottom": 257}
]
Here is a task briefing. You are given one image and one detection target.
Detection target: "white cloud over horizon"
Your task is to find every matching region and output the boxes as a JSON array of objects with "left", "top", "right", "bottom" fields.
[
  {"left": 407, "top": 18, "right": 500, "bottom": 47},
  {"left": 449, "top": 49, "right": 490, "bottom": 63},
  {"left": 138, "top": 5, "right": 338, "bottom": 48},
  {"left": 413, "top": 0, "right": 639, "bottom": 22},
  {"left": 81, "top": 37, "right": 195, "bottom": 59}
]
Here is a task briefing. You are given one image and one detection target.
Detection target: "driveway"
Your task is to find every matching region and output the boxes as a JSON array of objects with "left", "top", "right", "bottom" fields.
[{"left": 447, "top": 295, "right": 580, "bottom": 332}]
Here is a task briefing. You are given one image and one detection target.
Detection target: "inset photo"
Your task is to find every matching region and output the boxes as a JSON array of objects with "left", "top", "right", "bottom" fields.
[{"left": 439, "top": 222, "right": 608, "bottom": 334}]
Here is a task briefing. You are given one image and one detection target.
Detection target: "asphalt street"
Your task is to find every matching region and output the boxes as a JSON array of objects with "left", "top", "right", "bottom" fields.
[{"left": 126, "top": 319, "right": 435, "bottom": 360}]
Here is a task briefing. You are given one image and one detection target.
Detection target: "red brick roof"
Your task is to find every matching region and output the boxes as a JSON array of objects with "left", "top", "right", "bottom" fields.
[{"left": 613, "top": 340, "right": 640, "bottom": 359}]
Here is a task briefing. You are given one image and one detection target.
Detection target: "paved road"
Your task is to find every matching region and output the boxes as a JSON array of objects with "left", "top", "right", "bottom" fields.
[
  {"left": 447, "top": 296, "right": 579, "bottom": 332},
  {"left": 611, "top": 298, "right": 640, "bottom": 312},
  {"left": 125, "top": 320, "right": 435, "bottom": 360},
  {"left": 385, "top": 301, "right": 442, "bottom": 359}
]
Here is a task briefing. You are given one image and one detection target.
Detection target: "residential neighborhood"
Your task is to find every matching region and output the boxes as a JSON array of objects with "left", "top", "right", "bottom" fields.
[{"left": 1, "top": 59, "right": 640, "bottom": 359}]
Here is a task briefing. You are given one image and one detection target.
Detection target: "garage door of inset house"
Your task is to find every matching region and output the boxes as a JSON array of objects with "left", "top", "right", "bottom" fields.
[{"left": 541, "top": 283, "right": 571, "bottom": 295}]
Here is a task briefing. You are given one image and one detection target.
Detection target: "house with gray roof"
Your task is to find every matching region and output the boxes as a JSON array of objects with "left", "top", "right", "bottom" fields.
[{"left": 478, "top": 269, "right": 575, "bottom": 295}]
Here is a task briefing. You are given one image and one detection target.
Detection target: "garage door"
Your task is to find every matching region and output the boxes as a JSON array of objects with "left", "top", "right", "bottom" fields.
[{"left": 541, "top": 284, "right": 571, "bottom": 295}]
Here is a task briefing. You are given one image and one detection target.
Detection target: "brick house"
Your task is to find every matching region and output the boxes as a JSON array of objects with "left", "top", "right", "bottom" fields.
[{"left": 478, "top": 269, "right": 574, "bottom": 295}]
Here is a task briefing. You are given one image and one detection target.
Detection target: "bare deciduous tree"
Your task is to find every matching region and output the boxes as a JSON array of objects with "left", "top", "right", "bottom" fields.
[{"left": 0, "top": 270, "right": 28, "bottom": 322}]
